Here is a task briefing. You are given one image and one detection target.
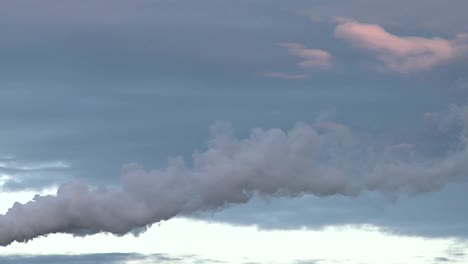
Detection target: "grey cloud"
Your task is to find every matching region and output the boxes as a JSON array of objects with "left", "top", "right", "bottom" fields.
[
  {"left": 0, "top": 253, "right": 224, "bottom": 264},
  {"left": 434, "top": 257, "right": 451, "bottom": 263},
  {"left": 0, "top": 253, "right": 146, "bottom": 264}
]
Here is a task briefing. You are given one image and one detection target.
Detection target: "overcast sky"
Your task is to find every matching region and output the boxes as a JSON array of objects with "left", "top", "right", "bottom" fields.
[{"left": 1, "top": 1, "right": 468, "bottom": 263}]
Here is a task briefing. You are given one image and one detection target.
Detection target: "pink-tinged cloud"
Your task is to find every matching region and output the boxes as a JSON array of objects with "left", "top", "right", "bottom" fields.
[
  {"left": 259, "top": 72, "right": 309, "bottom": 80},
  {"left": 334, "top": 20, "right": 468, "bottom": 73},
  {"left": 279, "top": 43, "right": 333, "bottom": 70}
]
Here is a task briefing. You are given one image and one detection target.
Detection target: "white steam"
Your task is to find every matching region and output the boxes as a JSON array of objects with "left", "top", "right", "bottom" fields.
[{"left": 1, "top": 106, "right": 467, "bottom": 246}]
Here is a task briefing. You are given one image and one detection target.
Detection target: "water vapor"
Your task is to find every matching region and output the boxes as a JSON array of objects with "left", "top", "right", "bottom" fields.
[{"left": 1, "top": 106, "right": 467, "bottom": 246}]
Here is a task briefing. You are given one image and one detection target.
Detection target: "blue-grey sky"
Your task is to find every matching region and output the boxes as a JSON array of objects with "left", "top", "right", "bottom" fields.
[{"left": 1, "top": 1, "right": 468, "bottom": 263}]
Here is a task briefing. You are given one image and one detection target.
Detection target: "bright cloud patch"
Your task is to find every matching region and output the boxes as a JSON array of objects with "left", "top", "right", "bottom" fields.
[{"left": 334, "top": 20, "right": 468, "bottom": 73}]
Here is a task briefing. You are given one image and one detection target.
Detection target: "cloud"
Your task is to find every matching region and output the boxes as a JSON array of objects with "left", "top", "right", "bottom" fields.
[
  {"left": 258, "top": 72, "right": 309, "bottom": 80},
  {"left": 279, "top": 43, "right": 333, "bottom": 70},
  {"left": 334, "top": 20, "right": 468, "bottom": 73}
]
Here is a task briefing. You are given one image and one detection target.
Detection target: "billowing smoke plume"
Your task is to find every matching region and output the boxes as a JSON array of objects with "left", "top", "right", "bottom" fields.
[{"left": 1, "top": 106, "right": 468, "bottom": 246}]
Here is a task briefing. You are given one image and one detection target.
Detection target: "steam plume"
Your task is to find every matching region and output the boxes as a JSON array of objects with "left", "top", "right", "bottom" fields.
[{"left": 1, "top": 109, "right": 467, "bottom": 246}]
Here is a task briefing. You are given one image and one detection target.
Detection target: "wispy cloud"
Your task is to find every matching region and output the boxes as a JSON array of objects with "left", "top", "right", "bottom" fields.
[
  {"left": 279, "top": 43, "right": 333, "bottom": 70},
  {"left": 258, "top": 72, "right": 309, "bottom": 80},
  {"left": 334, "top": 19, "right": 468, "bottom": 73},
  {"left": 259, "top": 43, "right": 332, "bottom": 80}
]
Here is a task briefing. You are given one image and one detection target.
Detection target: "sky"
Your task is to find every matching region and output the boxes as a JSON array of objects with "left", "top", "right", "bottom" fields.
[{"left": 1, "top": 0, "right": 468, "bottom": 263}]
